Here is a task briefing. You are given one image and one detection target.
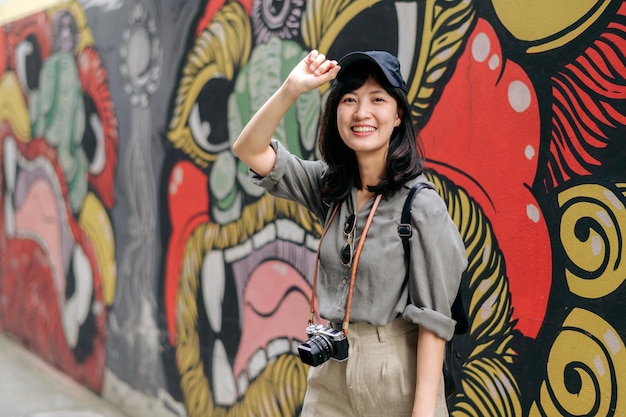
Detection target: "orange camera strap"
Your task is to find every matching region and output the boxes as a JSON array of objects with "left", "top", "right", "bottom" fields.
[{"left": 308, "top": 193, "right": 383, "bottom": 336}]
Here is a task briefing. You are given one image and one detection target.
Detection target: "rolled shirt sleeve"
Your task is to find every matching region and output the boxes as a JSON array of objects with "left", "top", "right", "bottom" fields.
[
  {"left": 249, "top": 139, "right": 328, "bottom": 220},
  {"left": 401, "top": 187, "right": 468, "bottom": 341}
]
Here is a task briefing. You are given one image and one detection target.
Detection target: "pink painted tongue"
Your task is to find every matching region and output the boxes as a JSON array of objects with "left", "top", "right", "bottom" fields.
[
  {"left": 16, "top": 177, "right": 66, "bottom": 299},
  {"left": 232, "top": 260, "right": 316, "bottom": 377}
]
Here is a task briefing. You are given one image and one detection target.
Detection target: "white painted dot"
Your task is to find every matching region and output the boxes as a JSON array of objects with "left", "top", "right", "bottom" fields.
[
  {"left": 591, "top": 235, "right": 602, "bottom": 256},
  {"left": 508, "top": 80, "right": 531, "bottom": 112},
  {"left": 479, "top": 278, "right": 492, "bottom": 292},
  {"left": 481, "top": 294, "right": 497, "bottom": 319},
  {"left": 458, "top": 20, "right": 470, "bottom": 35},
  {"left": 596, "top": 210, "right": 613, "bottom": 227},
  {"left": 438, "top": 48, "right": 453, "bottom": 61},
  {"left": 604, "top": 329, "right": 621, "bottom": 354},
  {"left": 525, "top": 145, "right": 535, "bottom": 160},
  {"left": 501, "top": 373, "right": 514, "bottom": 393},
  {"left": 169, "top": 165, "right": 183, "bottom": 195},
  {"left": 472, "top": 32, "right": 490, "bottom": 63},
  {"left": 428, "top": 68, "right": 445, "bottom": 83},
  {"left": 527, "top": 204, "right": 540, "bottom": 223},
  {"left": 593, "top": 354, "right": 605, "bottom": 377},
  {"left": 488, "top": 54, "right": 500, "bottom": 70},
  {"left": 604, "top": 190, "right": 625, "bottom": 210}
]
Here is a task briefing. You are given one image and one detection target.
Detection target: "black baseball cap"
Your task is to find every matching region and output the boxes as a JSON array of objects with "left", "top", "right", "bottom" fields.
[{"left": 336, "top": 51, "right": 407, "bottom": 93}]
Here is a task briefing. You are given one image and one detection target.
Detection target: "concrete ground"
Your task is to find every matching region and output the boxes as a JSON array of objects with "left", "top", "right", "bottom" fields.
[{"left": 0, "top": 333, "right": 129, "bottom": 417}]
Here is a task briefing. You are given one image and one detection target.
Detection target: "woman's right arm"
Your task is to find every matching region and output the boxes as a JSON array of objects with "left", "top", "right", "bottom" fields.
[{"left": 232, "top": 50, "right": 341, "bottom": 177}]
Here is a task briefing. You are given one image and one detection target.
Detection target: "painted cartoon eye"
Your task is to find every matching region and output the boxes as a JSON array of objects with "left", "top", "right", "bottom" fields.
[
  {"left": 167, "top": 1, "right": 250, "bottom": 168},
  {"left": 187, "top": 78, "right": 233, "bottom": 155},
  {"left": 78, "top": 47, "right": 119, "bottom": 208},
  {"left": 5, "top": 11, "right": 51, "bottom": 94},
  {"left": 251, "top": 0, "right": 304, "bottom": 44},
  {"left": 14, "top": 35, "right": 43, "bottom": 93},
  {"left": 82, "top": 94, "right": 106, "bottom": 175}
]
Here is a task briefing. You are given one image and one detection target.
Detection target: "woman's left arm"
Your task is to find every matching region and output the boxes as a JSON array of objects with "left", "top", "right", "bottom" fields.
[
  {"left": 405, "top": 187, "right": 468, "bottom": 416},
  {"left": 412, "top": 325, "right": 446, "bottom": 417}
]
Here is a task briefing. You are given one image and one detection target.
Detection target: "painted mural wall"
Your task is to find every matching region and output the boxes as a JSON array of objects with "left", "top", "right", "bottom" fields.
[{"left": 0, "top": 0, "right": 624, "bottom": 416}]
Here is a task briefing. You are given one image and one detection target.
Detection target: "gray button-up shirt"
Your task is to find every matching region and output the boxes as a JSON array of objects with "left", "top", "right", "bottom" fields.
[{"left": 251, "top": 140, "right": 467, "bottom": 340}]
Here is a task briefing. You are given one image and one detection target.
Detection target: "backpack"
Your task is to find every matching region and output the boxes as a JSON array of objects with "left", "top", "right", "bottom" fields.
[{"left": 398, "top": 182, "right": 468, "bottom": 399}]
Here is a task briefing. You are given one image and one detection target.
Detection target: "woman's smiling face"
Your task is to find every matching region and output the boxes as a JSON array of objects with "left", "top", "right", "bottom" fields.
[{"left": 336, "top": 75, "right": 401, "bottom": 158}]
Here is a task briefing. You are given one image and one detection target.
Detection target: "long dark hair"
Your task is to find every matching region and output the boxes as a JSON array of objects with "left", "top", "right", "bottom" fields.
[{"left": 318, "top": 61, "right": 425, "bottom": 203}]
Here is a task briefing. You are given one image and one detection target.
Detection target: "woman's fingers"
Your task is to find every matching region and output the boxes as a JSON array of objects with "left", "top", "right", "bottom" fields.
[
  {"left": 304, "top": 49, "right": 319, "bottom": 66},
  {"left": 315, "top": 59, "right": 339, "bottom": 76},
  {"left": 306, "top": 50, "right": 338, "bottom": 75},
  {"left": 286, "top": 50, "right": 341, "bottom": 94}
]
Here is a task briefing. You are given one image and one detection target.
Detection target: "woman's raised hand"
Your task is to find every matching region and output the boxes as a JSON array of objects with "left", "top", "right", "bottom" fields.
[
  {"left": 284, "top": 50, "right": 341, "bottom": 95},
  {"left": 233, "top": 51, "right": 340, "bottom": 177}
]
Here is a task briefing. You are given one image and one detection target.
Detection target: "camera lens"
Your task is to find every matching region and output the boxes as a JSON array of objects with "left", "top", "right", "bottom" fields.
[{"left": 298, "top": 335, "right": 333, "bottom": 367}]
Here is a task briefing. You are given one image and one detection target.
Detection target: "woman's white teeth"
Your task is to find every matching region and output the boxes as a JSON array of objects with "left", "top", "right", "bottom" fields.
[{"left": 352, "top": 126, "right": 375, "bottom": 133}]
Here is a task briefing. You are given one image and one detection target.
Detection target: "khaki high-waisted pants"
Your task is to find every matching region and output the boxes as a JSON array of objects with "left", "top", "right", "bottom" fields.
[{"left": 300, "top": 318, "right": 448, "bottom": 417}]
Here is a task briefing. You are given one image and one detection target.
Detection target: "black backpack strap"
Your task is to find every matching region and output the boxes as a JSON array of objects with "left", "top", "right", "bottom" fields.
[
  {"left": 451, "top": 291, "right": 468, "bottom": 334},
  {"left": 399, "top": 182, "right": 468, "bottom": 335},
  {"left": 399, "top": 182, "right": 435, "bottom": 291}
]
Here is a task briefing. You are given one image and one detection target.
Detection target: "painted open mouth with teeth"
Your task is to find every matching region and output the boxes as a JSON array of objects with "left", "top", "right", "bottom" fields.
[
  {"left": 174, "top": 193, "right": 323, "bottom": 413},
  {"left": 1, "top": 134, "right": 106, "bottom": 390},
  {"left": 3, "top": 136, "right": 96, "bottom": 345}
]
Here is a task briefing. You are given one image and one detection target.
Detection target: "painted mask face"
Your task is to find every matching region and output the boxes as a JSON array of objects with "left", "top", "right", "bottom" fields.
[{"left": 0, "top": 2, "right": 119, "bottom": 393}]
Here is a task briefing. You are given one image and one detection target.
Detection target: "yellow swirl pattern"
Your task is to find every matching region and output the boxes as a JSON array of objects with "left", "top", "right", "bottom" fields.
[
  {"left": 529, "top": 308, "right": 626, "bottom": 417},
  {"left": 559, "top": 183, "right": 626, "bottom": 299},
  {"left": 425, "top": 172, "right": 522, "bottom": 417},
  {"left": 167, "top": 2, "right": 251, "bottom": 167},
  {"left": 491, "top": 0, "right": 613, "bottom": 53}
]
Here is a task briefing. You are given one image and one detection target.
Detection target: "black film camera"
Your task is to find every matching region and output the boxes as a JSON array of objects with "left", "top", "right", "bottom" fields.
[{"left": 297, "top": 324, "right": 349, "bottom": 367}]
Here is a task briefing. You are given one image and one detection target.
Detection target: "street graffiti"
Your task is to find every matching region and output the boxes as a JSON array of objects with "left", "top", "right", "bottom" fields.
[
  {"left": 1, "top": 0, "right": 624, "bottom": 416},
  {"left": 0, "top": 0, "right": 119, "bottom": 392}
]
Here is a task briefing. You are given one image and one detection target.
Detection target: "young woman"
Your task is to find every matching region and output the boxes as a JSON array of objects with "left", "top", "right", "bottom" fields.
[{"left": 233, "top": 50, "right": 467, "bottom": 417}]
